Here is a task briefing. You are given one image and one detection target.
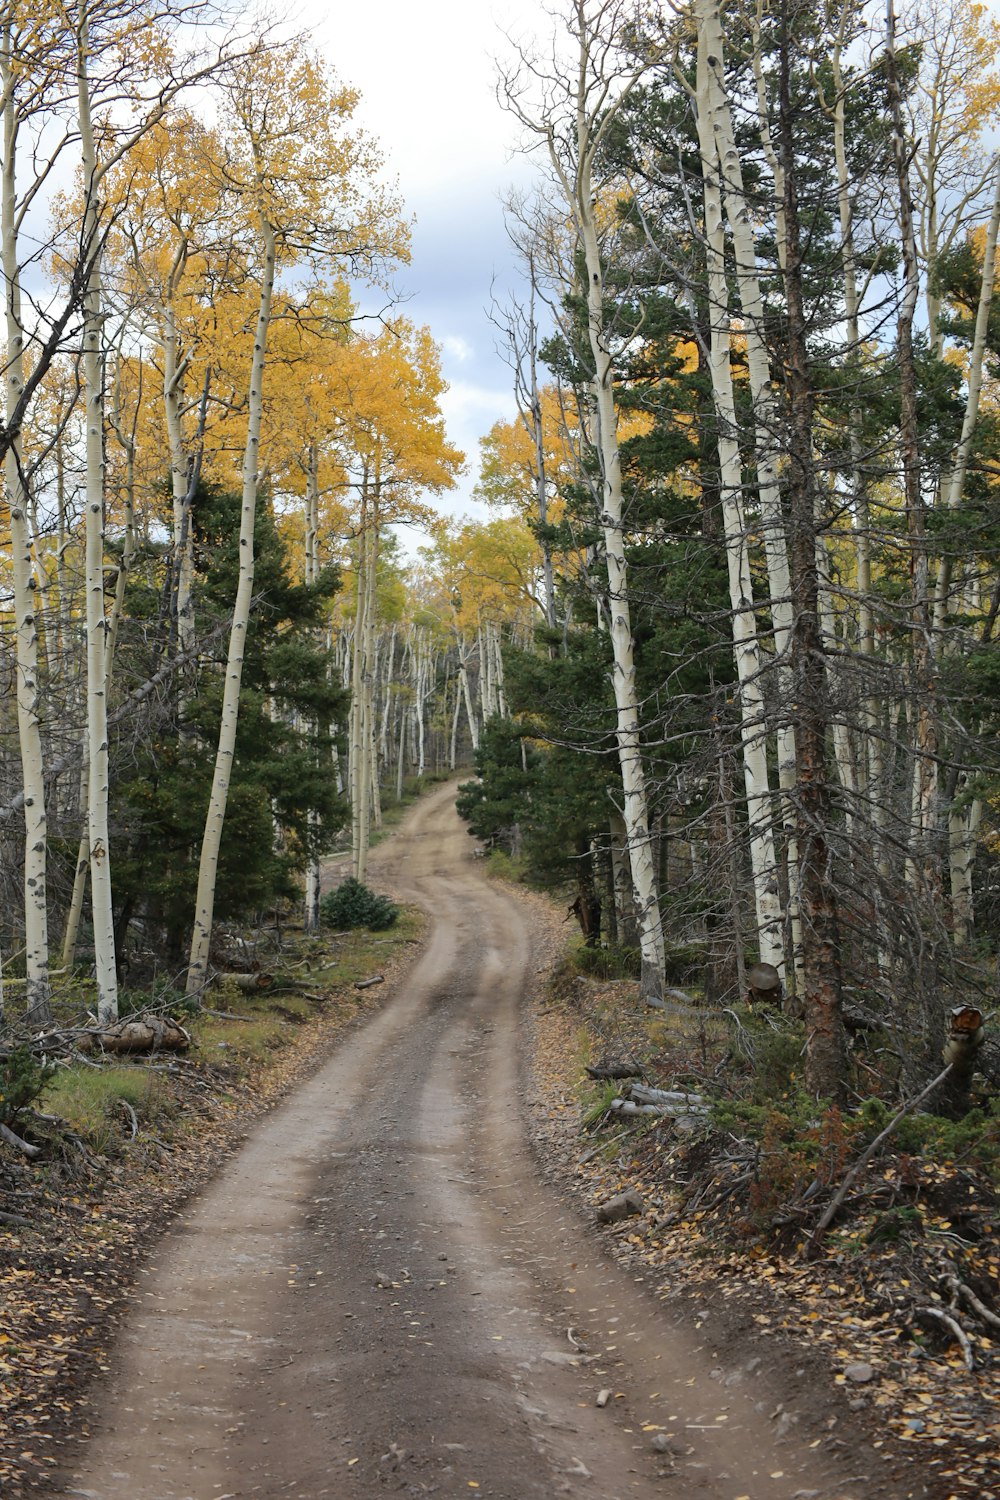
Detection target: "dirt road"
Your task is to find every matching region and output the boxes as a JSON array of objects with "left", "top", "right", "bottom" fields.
[{"left": 62, "top": 783, "right": 907, "bottom": 1500}]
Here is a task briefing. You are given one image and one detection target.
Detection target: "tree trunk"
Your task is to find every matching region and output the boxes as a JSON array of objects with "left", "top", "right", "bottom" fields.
[
  {"left": 186, "top": 213, "right": 277, "bottom": 999},
  {"left": 776, "top": 0, "right": 846, "bottom": 1099},
  {"left": 885, "top": 0, "right": 938, "bottom": 893},
  {"left": 707, "top": 0, "right": 799, "bottom": 991},
  {"left": 695, "top": 11, "right": 784, "bottom": 974},
  {"left": 3, "top": 44, "right": 51, "bottom": 1023},
  {"left": 555, "top": 84, "right": 665, "bottom": 999},
  {"left": 78, "top": 12, "right": 118, "bottom": 1025}
]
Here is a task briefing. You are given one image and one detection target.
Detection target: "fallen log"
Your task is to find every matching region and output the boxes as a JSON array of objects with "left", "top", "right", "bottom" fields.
[
  {"left": 1, "top": 1122, "right": 42, "bottom": 1159},
  {"left": 218, "top": 972, "right": 274, "bottom": 993},
  {"left": 79, "top": 1015, "right": 191, "bottom": 1056},
  {"left": 606, "top": 1100, "right": 662, "bottom": 1118},
  {"left": 355, "top": 974, "right": 385, "bottom": 991},
  {"left": 0, "top": 1210, "right": 33, "bottom": 1228},
  {"left": 629, "top": 1084, "right": 707, "bottom": 1112}
]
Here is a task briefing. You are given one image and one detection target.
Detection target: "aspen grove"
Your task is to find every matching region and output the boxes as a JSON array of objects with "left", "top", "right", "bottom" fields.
[{"left": 2, "top": 0, "right": 1000, "bottom": 1109}]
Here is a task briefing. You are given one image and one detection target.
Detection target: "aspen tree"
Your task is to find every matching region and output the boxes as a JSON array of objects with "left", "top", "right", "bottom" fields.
[
  {"left": 501, "top": 0, "right": 666, "bottom": 1000},
  {"left": 931, "top": 164, "right": 1000, "bottom": 942},
  {"left": 104, "top": 113, "right": 231, "bottom": 667},
  {"left": 904, "top": 0, "right": 1000, "bottom": 352},
  {"left": 325, "top": 322, "right": 459, "bottom": 879},
  {"left": 774, "top": 0, "right": 847, "bottom": 1096},
  {"left": 692, "top": 1, "right": 784, "bottom": 973},
  {"left": 2, "top": 11, "right": 56, "bottom": 1022},
  {"left": 822, "top": 0, "right": 889, "bottom": 867},
  {"left": 187, "top": 41, "right": 406, "bottom": 997}
]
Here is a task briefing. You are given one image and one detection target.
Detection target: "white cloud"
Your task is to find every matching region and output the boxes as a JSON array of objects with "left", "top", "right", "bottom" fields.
[
  {"left": 441, "top": 334, "right": 475, "bottom": 364},
  {"left": 297, "top": 0, "right": 550, "bottom": 550}
]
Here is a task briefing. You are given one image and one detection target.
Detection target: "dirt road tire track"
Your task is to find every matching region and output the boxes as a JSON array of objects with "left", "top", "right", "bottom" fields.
[{"left": 59, "top": 783, "right": 916, "bottom": 1500}]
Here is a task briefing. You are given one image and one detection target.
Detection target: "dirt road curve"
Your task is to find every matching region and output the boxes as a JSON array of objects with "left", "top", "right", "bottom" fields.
[{"left": 62, "top": 784, "right": 904, "bottom": 1500}]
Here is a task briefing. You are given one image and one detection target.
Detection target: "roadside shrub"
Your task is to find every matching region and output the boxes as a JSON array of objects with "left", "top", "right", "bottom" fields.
[
  {"left": 0, "top": 1047, "right": 56, "bottom": 1125},
  {"left": 321, "top": 878, "right": 398, "bottom": 932},
  {"left": 575, "top": 945, "right": 642, "bottom": 980}
]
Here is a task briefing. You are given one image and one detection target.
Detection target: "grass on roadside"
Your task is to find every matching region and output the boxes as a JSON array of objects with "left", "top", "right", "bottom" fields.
[{"left": 30, "top": 906, "right": 424, "bottom": 1152}]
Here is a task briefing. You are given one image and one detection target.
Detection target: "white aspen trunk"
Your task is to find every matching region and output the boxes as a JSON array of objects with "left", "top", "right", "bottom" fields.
[
  {"left": 478, "top": 624, "right": 492, "bottom": 721},
  {"left": 364, "top": 510, "right": 381, "bottom": 841},
  {"left": 491, "top": 623, "right": 508, "bottom": 718},
  {"left": 707, "top": 0, "right": 797, "bottom": 987},
  {"left": 78, "top": 13, "right": 118, "bottom": 1024},
  {"left": 883, "top": 1, "right": 938, "bottom": 896},
  {"left": 416, "top": 638, "right": 427, "bottom": 778},
  {"left": 816, "top": 526, "right": 858, "bottom": 827},
  {"left": 527, "top": 282, "right": 557, "bottom": 629},
  {"left": 54, "top": 428, "right": 70, "bottom": 700},
  {"left": 106, "top": 354, "right": 137, "bottom": 673},
  {"left": 379, "top": 625, "right": 395, "bottom": 764},
  {"left": 396, "top": 702, "right": 407, "bottom": 801},
  {"left": 303, "top": 443, "right": 321, "bottom": 931},
  {"left": 521, "top": 7, "right": 667, "bottom": 1000},
  {"left": 349, "top": 512, "right": 368, "bottom": 878},
  {"left": 449, "top": 669, "right": 461, "bottom": 769},
  {"left": 503, "top": 2, "right": 665, "bottom": 995},
  {"left": 695, "top": 11, "right": 784, "bottom": 972},
  {"left": 162, "top": 296, "right": 195, "bottom": 662},
  {"left": 3, "top": 46, "right": 51, "bottom": 1023},
  {"left": 459, "top": 643, "right": 480, "bottom": 753},
  {"left": 949, "top": 794, "right": 982, "bottom": 948},
  {"left": 929, "top": 161, "right": 1000, "bottom": 940},
  {"left": 409, "top": 654, "right": 420, "bottom": 771},
  {"left": 575, "top": 211, "right": 665, "bottom": 996},
  {"left": 305, "top": 443, "right": 319, "bottom": 587},
  {"left": 61, "top": 757, "right": 90, "bottom": 968},
  {"left": 186, "top": 214, "right": 277, "bottom": 998},
  {"left": 931, "top": 158, "right": 1000, "bottom": 638},
  {"left": 609, "top": 811, "right": 639, "bottom": 947}
]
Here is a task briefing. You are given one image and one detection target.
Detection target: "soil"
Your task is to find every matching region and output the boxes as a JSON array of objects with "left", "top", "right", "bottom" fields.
[{"left": 6, "top": 780, "right": 984, "bottom": 1499}]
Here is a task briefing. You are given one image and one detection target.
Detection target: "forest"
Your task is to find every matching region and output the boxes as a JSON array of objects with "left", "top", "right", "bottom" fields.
[
  {"left": 2, "top": 0, "right": 1000, "bottom": 1106},
  {"left": 1, "top": 1, "right": 999, "bottom": 1492}
]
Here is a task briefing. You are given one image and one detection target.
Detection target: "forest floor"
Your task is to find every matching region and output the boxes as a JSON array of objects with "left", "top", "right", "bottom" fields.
[
  {"left": 524, "top": 965, "right": 1000, "bottom": 1500},
  {"left": 0, "top": 780, "right": 995, "bottom": 1499}
]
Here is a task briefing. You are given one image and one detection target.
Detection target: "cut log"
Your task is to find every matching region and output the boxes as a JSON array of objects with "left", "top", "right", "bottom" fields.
[
  {"left": 219, "top": 972, "right": 274, "bottom": 993},
  {"left": 748, "top": 961, "right": 783, "bottom": 1007},
  {"left": 80, "top": 1016, "right": 191, "bottom": 1056}
]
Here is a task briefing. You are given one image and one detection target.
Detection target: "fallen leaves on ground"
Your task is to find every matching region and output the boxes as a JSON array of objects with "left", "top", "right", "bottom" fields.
[{"left": 521, "top": 959, "right": 999, "bottom": 1500}]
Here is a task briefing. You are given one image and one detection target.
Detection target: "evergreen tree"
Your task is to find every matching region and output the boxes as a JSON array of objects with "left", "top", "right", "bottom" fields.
[{"left": 109, "top": 483, "right": 348, "bottom": 967}]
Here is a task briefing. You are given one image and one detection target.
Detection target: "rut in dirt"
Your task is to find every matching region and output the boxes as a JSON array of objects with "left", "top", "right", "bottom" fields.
[{"left": 59, "top": 782, "right": 918, "bottom": 1500}]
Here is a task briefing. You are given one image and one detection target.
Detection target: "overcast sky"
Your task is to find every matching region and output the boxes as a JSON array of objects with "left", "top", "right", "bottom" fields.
[{"left": 303, "top": 0, "right": 549, "bottom": 537}]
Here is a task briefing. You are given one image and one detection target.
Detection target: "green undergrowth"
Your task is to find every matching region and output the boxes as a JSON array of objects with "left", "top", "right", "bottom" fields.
[
  {"left": 482, "top": 848, "right": 530, "bottom": 882},
  {"left": 556, "top": 964, "right": 1000, "bottom": 1253},
  {"left": 42, "top": 1068, "right": 173, "bottom": 1155},
  {"left": 20, "top": 907, "right": 423, "bottom": 1155}
]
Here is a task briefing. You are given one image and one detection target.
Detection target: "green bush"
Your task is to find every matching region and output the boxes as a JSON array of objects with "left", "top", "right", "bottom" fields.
[
  {"left": 0, "top": 1047, "right": 56, "bottom": 1125},
  {"left": 320, "top": 878, "right": 398, "bottom": 932},
  {"left": 575, "top": 945, "right": 642, "bottom": 980}
]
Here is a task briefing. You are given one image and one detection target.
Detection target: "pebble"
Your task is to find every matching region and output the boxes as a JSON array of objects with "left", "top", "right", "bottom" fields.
[{"left": 843, "top": 1362, "right": 875, "bottom": 1384}]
